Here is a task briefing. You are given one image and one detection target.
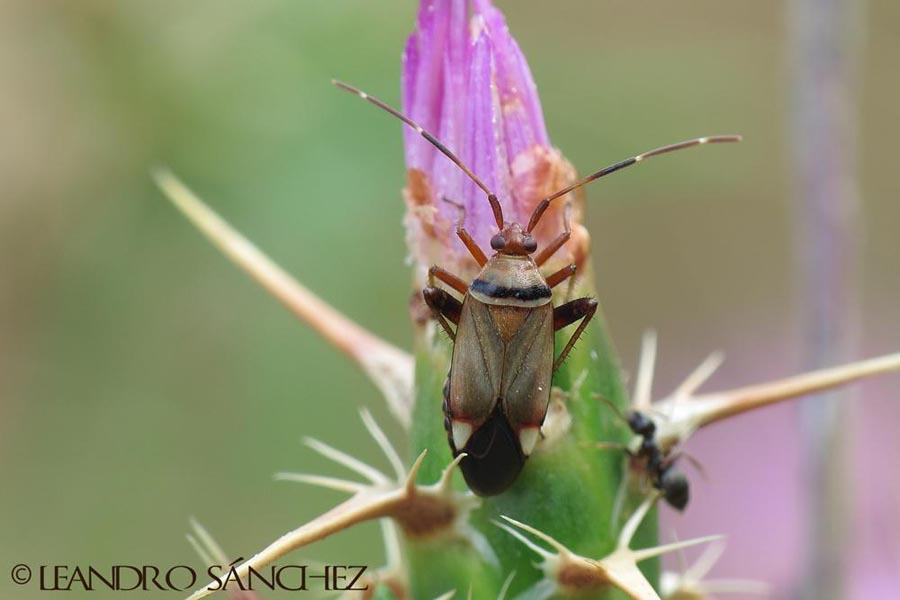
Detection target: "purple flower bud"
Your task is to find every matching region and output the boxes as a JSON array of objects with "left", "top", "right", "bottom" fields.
[{"left": 401, "top": 0, "right": 587, "bottom": 277}]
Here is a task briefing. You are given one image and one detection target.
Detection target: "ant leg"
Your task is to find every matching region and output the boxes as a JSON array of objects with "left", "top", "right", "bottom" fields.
[
  {"left": 662, "top": 450, "right": 707, "bottom": 480},
  {"left": 590, "top": 441, "right": 629, "bottom": 452},
  {"left": 552, "top": 297, "right": 598, "bottom": 372},
  {"left": 534, "top": 201, "right": 572, "bottom": 267},
  {"left": 443, "top": 197, "right": 488, "bottom": 267}
]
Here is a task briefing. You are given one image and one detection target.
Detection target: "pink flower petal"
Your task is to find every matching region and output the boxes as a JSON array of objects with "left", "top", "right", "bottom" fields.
[
  {"left": 461, "top": 28, "right": 512, "bottom": 244},
  {"left": 402, "top": 0, "right": 561, "bottom": 255}
]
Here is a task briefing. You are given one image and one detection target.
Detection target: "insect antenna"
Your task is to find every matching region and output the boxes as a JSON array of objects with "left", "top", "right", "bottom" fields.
[
  {"left": 592, "top": 393, "right": 628, "bottom": 426},
  {"left": 333, "top": 80, "right": 504, "bottom": 229},
  {"left": 526, "top": 134, "right": 742, "bottom": 232}
]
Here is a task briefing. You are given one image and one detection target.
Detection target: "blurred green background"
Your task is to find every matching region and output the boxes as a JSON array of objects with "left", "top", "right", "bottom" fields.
[{"left": 1, "top": 1, "right": 898, "bottom": 598}]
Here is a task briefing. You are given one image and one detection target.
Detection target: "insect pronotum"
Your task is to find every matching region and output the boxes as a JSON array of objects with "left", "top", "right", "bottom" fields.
[{"left": 334, "top": 79, "right": 740, "bottom": 496}]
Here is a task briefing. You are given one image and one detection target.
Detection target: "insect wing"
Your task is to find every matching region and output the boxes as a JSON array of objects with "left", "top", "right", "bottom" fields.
[
  {"left": 446, "top": 296, "right": 504, "bottom": 430},
  {"left": 500, "top": 302, "right": 554, "bottom": 433}
]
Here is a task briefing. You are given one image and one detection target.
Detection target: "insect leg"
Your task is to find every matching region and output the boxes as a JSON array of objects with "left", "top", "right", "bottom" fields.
[
  {"left": 443, "top": 197, "right": 488, "bottom": 266},
  {"left": 546, "top": 262, "right": 578, "bottom": 302},
  {"left": 590, "top": 441, "right": 629, "bottom": 452},
  {"left": 425, "top": 266, "right": 466, "bottom": 341},
  {"left": 423, "top": 288, "right": 460, "bottom": 341},
  {"left": 423, "top": 287, "right": 462, "bottom": 322},
  {"left": 428, "top": 265, "right": 469, "bottom": 295},
  {"left": 552, "top": 297, "right": 598, "bottom": 372},
  {"left": 545, "top": 264, "right": 576, "bottom": 289},
  {"left": 534, "top": 202, "right": 572, "bottom": 267},
  {"left": 662, "top": 449, "right": 707, "bottom": 480}
]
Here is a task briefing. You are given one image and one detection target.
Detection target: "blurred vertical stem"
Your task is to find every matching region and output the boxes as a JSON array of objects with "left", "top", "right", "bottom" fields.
[{"left": 788, "top": 0, "right": 865, "bottom": 598}]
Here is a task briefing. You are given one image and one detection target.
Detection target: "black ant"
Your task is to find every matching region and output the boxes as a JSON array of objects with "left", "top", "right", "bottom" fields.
[
  {"left": 592, "top": 397, "right": 695, "bottom": 511},
  {"left": 625, "top": 410, "right": 689, "bottom": 511}
]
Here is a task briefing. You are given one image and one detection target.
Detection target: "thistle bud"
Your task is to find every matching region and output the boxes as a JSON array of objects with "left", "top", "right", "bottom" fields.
[{"left": 401, "top": 0, "right": 588, "bottom": 282}]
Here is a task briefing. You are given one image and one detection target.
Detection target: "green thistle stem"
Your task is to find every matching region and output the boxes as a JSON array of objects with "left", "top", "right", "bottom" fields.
[{"left": 407, "top": 269, "right": 657, "bottom": 599}]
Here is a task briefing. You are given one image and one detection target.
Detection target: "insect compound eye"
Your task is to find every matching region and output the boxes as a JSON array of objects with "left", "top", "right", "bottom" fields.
[
  {"left": 523, "top": 237, "right": 537, "bottom": 253},
  {"left": 490, "top": 235, "right": 507, "bottom": 250}
]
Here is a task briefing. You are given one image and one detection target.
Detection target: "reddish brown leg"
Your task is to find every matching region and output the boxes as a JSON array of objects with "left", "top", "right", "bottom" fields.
[
  {"left": 552, "top": 297, "right": 598, "bottom": 372},
  {"left": 534, "top": 202, "right": 572, "bottom": 267},
  {"left": 429, "top": 265, "right": 469, "bottom": 295},
  {"left": 425, "top": 264, "right": 467, "bottom": 341},
  {"left": 545, "top": 264, "right": 576, "bottom": 289},
  {"left": 546, "top": 263, "right": 577, "bottom": 304},
  {"left": 443, "top": 197, "right": 488, "bottom": 267},
  {"left": 423, "top": 287, "right": 462, "bottom": 341}
]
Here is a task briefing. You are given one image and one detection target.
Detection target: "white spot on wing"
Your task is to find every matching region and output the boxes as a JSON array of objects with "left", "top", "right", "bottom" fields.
[
  {"left": 519, "top": 427, "right": 540, "bottom": 456},
  {"left": 452, "top": 420, "right": 473, "bottom": 451}
]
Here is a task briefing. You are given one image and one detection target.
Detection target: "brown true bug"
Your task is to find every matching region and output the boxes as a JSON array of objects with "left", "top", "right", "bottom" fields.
[{"left": 334, "top": 79, "right": 739, "bottom": 496}]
